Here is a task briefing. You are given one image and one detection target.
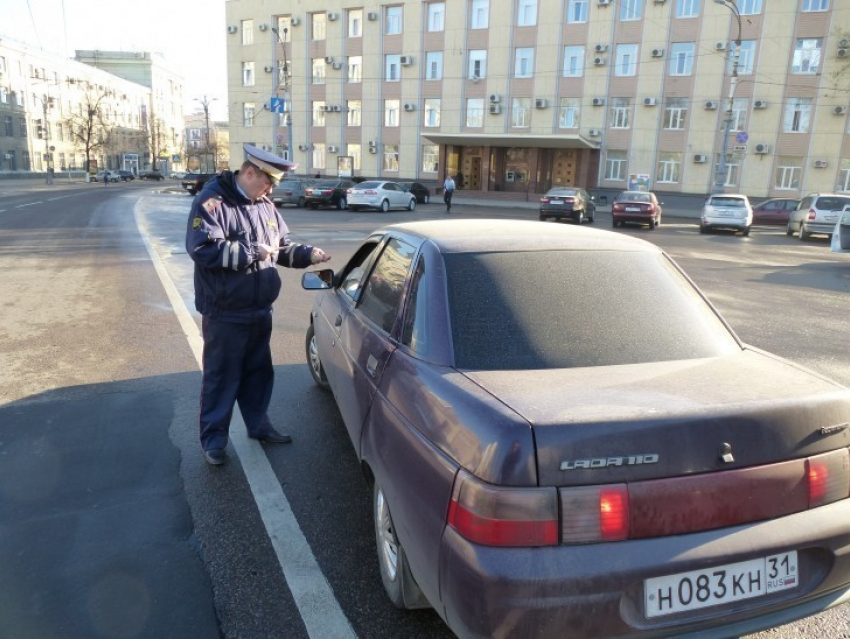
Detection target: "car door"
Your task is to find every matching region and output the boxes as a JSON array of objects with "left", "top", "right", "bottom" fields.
[{"left": 384, "top": 182, "right": 403, "bottom": 209}]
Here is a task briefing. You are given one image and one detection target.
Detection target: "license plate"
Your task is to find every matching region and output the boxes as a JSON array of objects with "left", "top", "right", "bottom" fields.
[
  {"left": 718, "top": 210, "right": 733, "bottom": 217},
  {"left": 644, "top": 551, "right": 798, "bottom": 618},
  {"left": 824, "top": 215, "right": 838, "bottom": 222},
  {"left": 626, "top": 207, "right": 641, "bottom": 212}
]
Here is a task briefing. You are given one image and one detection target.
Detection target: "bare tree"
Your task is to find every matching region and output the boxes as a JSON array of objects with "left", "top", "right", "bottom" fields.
[
  {"left": 144, "top": 115, "right": 171, "bottom": 171},
  {"left": 64, "top": 86, "right": 112, "bottom": 177}
]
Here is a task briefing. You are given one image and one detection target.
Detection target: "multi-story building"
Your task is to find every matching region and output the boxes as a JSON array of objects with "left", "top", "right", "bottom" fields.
[
  {"left": 183, "top": 113, "right": 230, "bottom": 172},
  {"left": 225, "top": 0, "right": 850, "bottom": 198}
]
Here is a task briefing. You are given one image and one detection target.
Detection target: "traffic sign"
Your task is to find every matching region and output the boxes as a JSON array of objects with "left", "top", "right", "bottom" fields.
[
  {"left": 735, "top": 131, "right": 748, "bottom": 143},
  {"left": 270, "top": 97, "right": 285, "bottom": 113}
]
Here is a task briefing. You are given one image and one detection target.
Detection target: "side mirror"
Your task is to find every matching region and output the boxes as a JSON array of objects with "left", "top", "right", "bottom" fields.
[{"left": 302, "top": 269, "right": 334, "bottom": 290}]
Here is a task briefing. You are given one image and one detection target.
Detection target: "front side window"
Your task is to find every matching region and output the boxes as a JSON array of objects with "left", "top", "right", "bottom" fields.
[
  {"left": 471, "top": 0, "right": 489, "bottom": 28},
  {"left": 243, "top": 103, "right": 255, "bottom": 127},
  {"left": 359, "top": 239, "right": 415, "bottom": 333},
  {"left": 567, "top": 0, "right": 587, "bottom": 22},
  {"left": 385, "top": 55, "right": 401, "bottom": 81},
  {"left": 657, "top": 152, "right": 682, "bottom": 183},
  {"left": 515, "top": 48, "right": 534, "bottom": 78},
  {"left": 422, "top": 144, "right": 439, "bottom": 173},
  {"left": 312, "top": 58, "right": 326, "bottom": 84},
  {"left": 426, "top": 51, "right": 443, "bottom": 80},
  {"left": 385, "top": 99, "right": 400, "bottom": 126},
  {"left": 669, "top": 43, "right": 694, "bottom": 75},
  {"left": 347, "top": 100, "right": 362, "bottom": 126},
  {"left": 466, "top": 98, "right": 485, "bottom": 127},
  {"left": 468, "top": 50, "right": 487, "bottom": 79},
  {"left": 792, "top": 38, "right": 821, "bottom": 74},
  {"left": 620, "top": 0, "right": 642, "bottom": 21},
  {"left": 774, "top": 156, "right": 802, "bottom": 190},
  {"left": 428, "top": 2, "right": 446, "bottom": 31},
  {"left": 729, "top": 41, "right": 756, "bottom": 75},
  {"left": 386, "top": 6, "right": 403, "bottom": 34},
  {"left": 611, "top": 98, "right": 631, "bottom": 129},
  {"left": 518, "top": 0, "right": 537, "bottom": 25},
  {"left": 348, "top": 10, "right": 362, "bottom": 37},
  {"left": 242, "top": 62, "right": 254, "bottom": 86},
  {"left": 783, "top": 98, "right": 812, "bottom": 132},
  {"left": 241, "top": 20, "right": 254, "bottom": 45},
  {"left": 511, "top": 98, "right": 531, "bottom": 127},
  {"left": 383, "top": 144, "right": 399, "bottom": 171},
  {"left": 665, "top": 97, "right": 687, "bottom": 129},
  {"left": 563, "top": 46, "right": 585, "bottom": 77},
  {"left": 424, "top": 99, "right": 441, "bottom": 127},
  {"left": 676, "top": 0, "right": 699, "bottom": 17},
  {"left": 616, "top": 44, "right": 638, "bottom": 76},
  {"left": 312, "top": 13, "right": 326, "bottom": 40},
  {"left": 348, "top": 56, "right": 362, "bottom": 83},
  {"left": 605, "top": 150, "right": 628, "bottom": 181},
  {"left": 558, "top": 98, "right": 580, "bottom": 128},
  {"left": 312, "top": 101, "right": 326, "bottom": 126}
]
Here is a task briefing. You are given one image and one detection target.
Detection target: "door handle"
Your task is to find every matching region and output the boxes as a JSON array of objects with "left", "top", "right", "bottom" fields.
[{"left": 334, "top": 315, "right": 343, "bottom": 328}]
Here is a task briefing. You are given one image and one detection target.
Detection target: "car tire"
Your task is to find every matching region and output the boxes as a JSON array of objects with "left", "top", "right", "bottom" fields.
[
  {"left": 297, "top": 197, "right": 306, "bottom": 208},
  {"left": 799, "top": 224, "right": 810, "bottom": 241},
  {"left": 423, "top": 194, "right": 430, "bottom": 204},
  {"left": 374, "top": 481, "right": 426, "bottom": 610},
  {"left": 699, "top": 225, "right": 707, "bottom": 234},
  {"left": 649, "top": 219, "right": 657, "bottom": 230},
  {"left": 539, "top": 214, "right": 546, "bottom": 222},
  {"left": 336, "top": 197, "right": 347, "bottom": 210},
  {"left": 588, "top": 208, "right": 595, "bottom": 223},
  {"left": 575, "top": 211, "right": 584, "bottom": 224},
  {"left": 786, "top": 224, "right": 794, "bottom": 237},
  {"left": 407, "top": 198, "right": 416, "bottom": 212},
  {"left": 380, "top": 199, "right": 390, "bottom": 213},
  {"left": 742, "top": 226, "right": 751, "bottom": 237},
  {"left": 305, "top": 324, "right": 330, "bottom": 390}
]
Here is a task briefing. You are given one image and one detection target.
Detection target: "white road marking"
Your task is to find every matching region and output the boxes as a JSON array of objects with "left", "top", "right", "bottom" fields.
[
  {"left": 133, "top": 199, "right": 355, "bottom": 639},
  {"left": 15, "top": 201, "right": 42, "bottom": 207}
]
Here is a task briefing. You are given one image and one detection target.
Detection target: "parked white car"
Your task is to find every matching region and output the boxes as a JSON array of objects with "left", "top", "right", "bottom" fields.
[
  {"left": 699, "top": 194, "right": 753, "bottom": 236},
  {"left": 93, "top": 170, "right": 120, "bottom": 183},
  {"left": 346, "top": 181, "right": 416, "bottom": 212}
]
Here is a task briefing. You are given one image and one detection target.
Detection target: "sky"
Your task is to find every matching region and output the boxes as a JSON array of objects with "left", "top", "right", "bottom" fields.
[{"left": 1, "top": 0, "right": 229, "bottom": 120}]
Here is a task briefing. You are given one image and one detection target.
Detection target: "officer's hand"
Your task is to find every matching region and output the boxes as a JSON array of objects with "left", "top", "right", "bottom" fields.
[
  {"left": 257, "top": 243, "right": 279, "bottom": 261},
  {"left": 310, "top": 248, "right": 331, "bottom": 264}
]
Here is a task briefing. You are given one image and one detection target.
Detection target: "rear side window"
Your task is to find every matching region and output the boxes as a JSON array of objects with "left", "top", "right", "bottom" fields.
[
  {"left": 444, "top": 251, "right": 740, "bottom": 370},
  {"left": 815, "top": 196, "right": 850, "bottom": 211}
]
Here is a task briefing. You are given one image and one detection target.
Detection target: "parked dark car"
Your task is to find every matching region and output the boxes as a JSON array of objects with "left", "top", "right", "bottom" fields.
[
  {"left": 300, "top": 219, "right": 850, "bottom": 638},
  {"left": 751, "top": 198, "right": 800, "bottom": 225},
  {"left": 539, "top": 187, "right": 596, "bottom": 223},
  {"left": 271, "top": 178, "right": 314, "bottom": 207},
  {"left": 116, "top": 170, "right": 135, "bottom": 182},
  {"left": 181, "top": 172, "right": 216, "bottom": 196},
  {"left": 139, "top": 170, "right": 165, "bottom": 181},
  {"left": 397, "top": 181, "right": 431, "bottom": 204},
  {"left": 305, "top": 179, "right": 356, "bottom": 209},
  {"left": 612, "top": 190, "right": 663, "bottom": 229}
]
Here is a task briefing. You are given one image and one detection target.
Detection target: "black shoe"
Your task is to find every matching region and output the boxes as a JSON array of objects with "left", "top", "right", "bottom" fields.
[
  {"left": 204, "top": 448, "right": 226, "bottom": 466},
  {"left": 256, "top": 429, "right": 293, "bottom": 444}
]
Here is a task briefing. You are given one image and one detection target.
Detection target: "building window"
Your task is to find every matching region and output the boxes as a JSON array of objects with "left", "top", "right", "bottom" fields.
[
  {"left": 468, "top": 50, "right": 487, "bottom": 79},
  {"left": 731, "top": 98, "right": 747, "bottom": 131},
  {"left": 422, "top": 145, "right": 439, "bottom": 172},
  {"left": 348, "top": 56, "right": 362, "bottom": 83},
  {"left": 347, "top": 143, "right": 361, "bottom": 170},
  {"left": 669, "top": 43, "right": 694, "bottom": 75},
  {"left": 715, "top": 154, "right": 740, "bottom": 186},
  {"left": 425, "top": 52, "right": 443, "bottom": 80},
  {"left": 783, "top": 98, "right": 812, "bottom": 132},
  {"left": 729, "top": 41, "right": 756, "bottom": 75},
  {"left": 277, "top": 17, "right": 292, "bottom": 41},
  {"left": 313, "top": 101, "right": 326, "bottom": 126},
  {"left": 738, "top": 0, "right": 761, "bottom": 13},
  {"left": 0, "top": 87, "right": 6, "bottom": 104},
  {"left": 383, "top": 144, "right": 399, "bottom": 171},
  {"left": 428, "top": 3, "right": 445, "bottom": 31},
  {"left": 312, "top": 13, "right": 326, "bottom": 40},
  {"left": 664, "top": 97, "right": 687, "bottom": 129},
  {"left": 620, "top": 0, "right": 642, "bottom": 21},
  {"left": 515, "top": 48, "right": 534, "bottom": 78},
  {"left": 802, "top": 0, "right": 828, "bottom": 11},
  {"left": 657, "top": 152, "right": 682, "bottom": 183},
  {"left": 313, "top": 143, "right": 326, "bottom": 170},
  {"left": 348, "top": 9, "right": 362, "bottom": 37},
  {"left": 471, "top": 0, "right": 489, "bottom": 28},
  {"left": 23, "top": 151, "right": 30, "bottom": 170},
  {"left": 243, "top": 103, "right": 255, "bottom": 127},
  {"left": 386, "top": 7, "right": 402, "bottom": 34},
  {"left": 517, "top": 0, "right": 537, "bottom": 25},
  {"left": 466, "top": 98, "right": 484, "bottom": 127},
  {"left": 563, "top": 46, "right": 585, "bottom": 77},
  {"left": 347, "top": 100, "right": 362, "bottom": 126},
  {"left": 838, "top": 159, "right": 850, "bottom": 192},
  {"left": 242, "top": 62, "right": 255, "bottom": 86},
  {"left": 424, "top": 99, "right": 441, "bottom": 127},
  {"left": 385, "top": 99, "right": 400, "bottom": 126},
  {"left": 20, "top": 117, "right": 27, "bottom": 137},
  {"left": 511, "top": 98, "right": 531, "bottom": 128},
  {"left": 792, "top": 39, "right": 821, "bottom": 74},
  {"left": 241, "top": 20, "right": 253, "bottom": 45},
  {"left": 615, "top": 44, "right": 638, "bottom": 76},
  {"left": 558, "top": 98, "right": 580, "bottom": 128},
  {"left": 610, "top": 98, "right": 630, "bottom": 129},
  {"left": 605, "top": 150, "right": 628, "bottom": 181},
  {"left": 4, "top": 116, "right": 12, "bottom": 136},
  {"left": 385, "top": 55, "right": 401, "bottom": 81},
  {"left": 774, "top": 156, "right": 802, "bottom": 190},
  {"left": 567, "top": 0, "right": 587, "bottom": 22},
  {"left": 312, "top": 59, "right": 326, "bottom": 84},
  {"left": 676, "top": 0, "right": 699, "bottom": 17}
]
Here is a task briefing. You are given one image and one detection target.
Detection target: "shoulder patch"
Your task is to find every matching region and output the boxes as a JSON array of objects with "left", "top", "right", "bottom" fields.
[
  {"left": 202, "top": 196, "right": 223, "bottom": 213},
  {"left": 192, "top": 216, "right": 203, "bottom": 230}
]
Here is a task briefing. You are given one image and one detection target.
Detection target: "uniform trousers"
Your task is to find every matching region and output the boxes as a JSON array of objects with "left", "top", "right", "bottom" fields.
[{"left": 199, "top": 313, "right": 277, "bottom": 451}]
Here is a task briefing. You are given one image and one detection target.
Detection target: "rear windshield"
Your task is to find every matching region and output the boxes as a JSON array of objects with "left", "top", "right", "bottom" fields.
[
  {"left": 444, "top": 251, "right": 740, "bottom": 370},
  {"left": 619, "top": 192, "right": 651, "bottom": 202},
  {"left": 313, "top": 180, "right": 339, "bottom": 188},
  {"left": 550, "top": 189, "right": 578, "bottom": 196},
  {"left": 815, "top": 196, "right": 850, "bottom": 211},
  {"left": 356, "top": 182, "right": 381, "bottom": 189},
  {"left": 709, "top": 197, "right": 746, "bottom": 207}
]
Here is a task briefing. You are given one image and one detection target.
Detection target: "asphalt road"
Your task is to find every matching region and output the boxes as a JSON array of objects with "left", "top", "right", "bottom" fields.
[{"left": 0, "top": 181, "right": 848, "bottom": 638}]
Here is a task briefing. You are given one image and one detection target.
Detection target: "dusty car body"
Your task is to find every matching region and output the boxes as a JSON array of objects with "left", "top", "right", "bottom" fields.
[{"left": 301, "top": 219, "right": 850, "bottom": 638}]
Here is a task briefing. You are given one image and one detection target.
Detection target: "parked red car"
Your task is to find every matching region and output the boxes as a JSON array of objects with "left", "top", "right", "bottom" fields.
[
  {"left": 751, "top": 198, "right": 800, "bottom": 225},
  {"left": 612, "top": 191, "right": 663, "bottom": 229}
]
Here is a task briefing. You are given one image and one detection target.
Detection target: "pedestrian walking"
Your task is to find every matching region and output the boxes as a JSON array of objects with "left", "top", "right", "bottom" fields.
[{"left": 443, "top": 174, "right": 456, "bottom": 212}]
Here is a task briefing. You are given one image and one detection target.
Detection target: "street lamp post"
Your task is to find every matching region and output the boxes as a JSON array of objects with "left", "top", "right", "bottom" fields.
[
  {"left": 194, "top": 96, "right": 218, "bottom": 172},
  {"left": 712, "top": 0, "right": 742, "bottom": 194},
  {"left": 271, "top": 26, "right": 293, "bottom": 164}
]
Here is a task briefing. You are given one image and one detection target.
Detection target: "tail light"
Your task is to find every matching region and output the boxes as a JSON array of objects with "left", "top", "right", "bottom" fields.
[
  {"left": 808, "top": 208, "right": 817, "bottom": 220},
  {"left": 613, "top": 203, "right": 624, "bottom": 212},
  {"left": 540, "top": 197, "right": 550, "bottom": 204},
  {"left": 347, "top": 188, "right": 354, "bottom": 194},
  {"left": 807, "top": 449, "right": 850, "bottom": 508},
  {"left": 646, "top": 204, "right": 655, "bottom": 213},
  {"left": 447, "top": 470, "right": 558, "bottom": 547},
  {"left": 561, "top": 484, "right": 630, "bottom": 543},
  {"left": 364, "top": 189, "right": 378, "bottom": 195},
  {"left": 306, "top": 189, "right": 314, "bottom": 195}
]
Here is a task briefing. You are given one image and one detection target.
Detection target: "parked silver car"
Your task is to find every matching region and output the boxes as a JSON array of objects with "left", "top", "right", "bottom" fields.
[
  {"left": 347, "top": 181, "right": 416, "bottom": 212},
  {"left": 787, "top": 193, "right": 850, "bottom": 240},
  {"left": 271, "top": 179, "right": 313, "bottom": 208},
  {"left": 699, "top": 194, "right": 753, "bottom": 235}
]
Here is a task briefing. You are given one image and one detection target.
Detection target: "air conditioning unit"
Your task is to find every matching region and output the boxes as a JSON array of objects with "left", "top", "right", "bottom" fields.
[
  {"left": 489, "top": 104, "right": 502, "bottom": 114},
  {"left": 651, "top": 48, "right": 665, "bottom": 57},
  {"left": 331, "top": 105, "right": 342, "bottom": 112},
  {"left": 489, "top": 94, "right": 501, "bottom": 103},
  {"left": 813, "top": 160, "right": 828, "bottom": 168},
  {"left": 400, "top": 55, "right": 413, "bottom": 66},
  {"left": 258, "top": 23, "right": 268, "bottom": 31},
  {"left": 332, "top": 61, "right": 343, "bottom": 70},
  {"left": 644, "top": 97, "right": 657, "bottom": 106},
  {"left": 323, "top": 105, "right": 334, "bottom": 112},
  {"left": 263, "top": 65, "right": 274, "bottom": 73},
  {"left": 595, "top": 44, "right": 608, "bottom": 53},
  {"left": 328, "top": 145, "right": 338, "bottom": 153},
  {"left": 598, "top": 0, "right": 611, "bottom": 6},
  {"left": 834, "top": 105, "right": 847, "bottom": 115},
  {"left": 594, "top": 56, "right": 607, "bottom": 65},
  {"left": 327, "top": 12, "right": 338, "bottom": 21},
  {"left": 694, "top": 154, "right": 707, "bottom": 163},
  {"left": 534, "top": 98, "right": 548, "bottom": 109},
  {"left": 592, "top": 97, "right": 605, "bottom": 106},
  {"left": 705, "top": 100, "right": 718, "bottom": 110},
  {"left": 838, "top": 49, "right": 849, "bottom": 58},
  {"left": 653, "top": 0, "right": 666, "bottom": 3},
  {"left": 715, "top": 41, "right": 727, "bottom": 51},
  {"left": 298, "top": 144, "right": 310, "bottom": 151},
  {"left": 291, "top": 17, "right": 301, "bottom": 26},
  {"left": 367, "top": 11, "right": 378, "bottom": 20},
  {"left": 754, "top": 100, "right": 768, "bottom": 109},
  {"left": 227, "top": 25, "right": 237, "bottom": 34},
  {"left": 324, "top": 56, "right": 334, "bottom": 64},
  {"left": 588, "top": 129, "right": 602, "bottom": 137},
  {"left": 368, "top": 143, "right": 378, "bottom": 154},
  {"left": 754, "top": 143, "right": 770, "bottom": 154},
  {"left": 403, "top": 103, "right": 415, "bottom": 111},
  {"left": 839, "top": 39, "right": 850, "bottom": 48}
]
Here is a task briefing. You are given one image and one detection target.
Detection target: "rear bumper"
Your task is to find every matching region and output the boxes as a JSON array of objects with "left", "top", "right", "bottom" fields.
[
  {"left": 702, "top": 216, "right": 750, "bottom": 230},
  {"left": 802, "top": 221, "right": 836, "bottom": 235},
  {"left": 540, "top": 207, "right": 581, "bottom": 221},
  {"left": 614, "top": 212, "right": 656, "bottom": 224},
  {"left": 438, "top": 498, "right": 850, "bottom": 638}
]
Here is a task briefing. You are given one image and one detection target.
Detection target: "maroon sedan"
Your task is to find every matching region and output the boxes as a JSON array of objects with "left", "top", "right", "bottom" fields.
[
  {"left": 612, "top": 190, "right": 663, "bottom": 229},
  {"left": 301, "top": 219, "right": 850, "bottom": 638},
  {"left": 752, "top": 198, "right": 801, "bottom": 225}
]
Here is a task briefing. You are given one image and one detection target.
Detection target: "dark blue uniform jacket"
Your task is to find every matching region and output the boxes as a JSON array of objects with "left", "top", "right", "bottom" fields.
[{"left": 185, "top": 171, "right": 315, "bottom": 323}]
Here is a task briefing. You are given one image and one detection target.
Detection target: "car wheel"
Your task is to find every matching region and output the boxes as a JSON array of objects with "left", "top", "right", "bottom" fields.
[
  {"left": 374, "top": 482, "right": 425, "bottom": 609},
  {"left": 336, "top": 197, "right": 347, "bottom": 210},
  {"left": 799, "top": 224, "right": 810, "bottom": 241},
  {"left": 539, "top": 215, "right": 547, "bottom": 222},
  {"left": 588, "top": 207, "right": 595, "bottom": 223},
  {"left": 305, "top": 324, "right": 329, "bottom": 390},
  {"left": 786, "top": 224, "right": 794, "bottom": 237},
  {"left": 575, "top": 211, "right": 584, "bottom": 224},
  {"left": 309, "top": 204, "right": 318, "bottom": 210},
  {"left": 699, "top": 225, "right": 707, "bottom": 234},
  {"left": 649, "top": 219, "right": 657, "bottom": 230},
  {"left": 407, "top": 198, "right": 416, "bottom": 212},
  {"left": 297, "top": 197, "right": 306, "bottom": 208},
  {"left": 742, "top": 226, "right": 751, "bottom": 237},
  {"left": 423, "top": 194, "right": 430, "bottom": 204},
  {"left": 380, "top": 199, "right": 390, "bottom": 213}
]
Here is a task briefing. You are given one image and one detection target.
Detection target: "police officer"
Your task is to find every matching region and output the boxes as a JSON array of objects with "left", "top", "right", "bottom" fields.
[{"left": 185, "top": 145, "right": 331, "bottom": 466}]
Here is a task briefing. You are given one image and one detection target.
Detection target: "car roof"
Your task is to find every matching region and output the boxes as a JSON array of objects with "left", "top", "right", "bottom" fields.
[{"left": 382, "top": 219, "right": 660, "bottom": 254}]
